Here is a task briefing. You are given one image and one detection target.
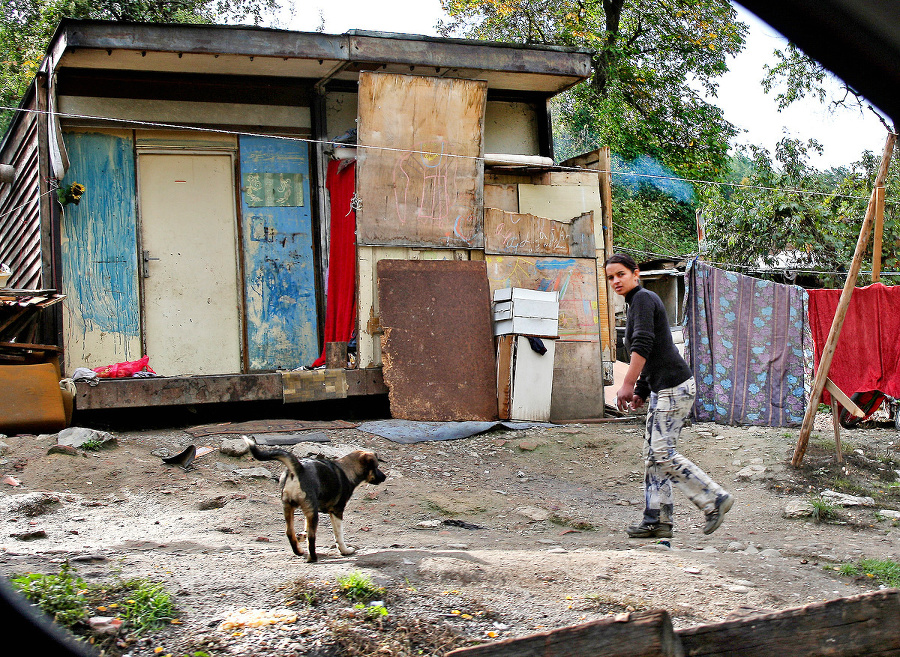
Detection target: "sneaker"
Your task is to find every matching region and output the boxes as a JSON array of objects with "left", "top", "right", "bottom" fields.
[
  {"left": 626, "top": 522, "right": 673, "bottom": 539},
  {"left": 703, "top": 493, "right": 734, "bottom": 535}
]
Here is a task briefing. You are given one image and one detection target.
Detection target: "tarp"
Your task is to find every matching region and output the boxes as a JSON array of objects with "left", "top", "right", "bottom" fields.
[{"left": 357, "top": 419, "right": 551, "bottom": 444}]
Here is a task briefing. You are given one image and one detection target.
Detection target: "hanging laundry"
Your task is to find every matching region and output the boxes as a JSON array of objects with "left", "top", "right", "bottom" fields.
[
  {"left": 311, "top": 160, "right": 358, "bottom": 368},
  {"left": 807, "top": 282, "right": 900, "bottom": 403},
  {"left": 684, "top": 260, "right": 811, "bottom": 427}
]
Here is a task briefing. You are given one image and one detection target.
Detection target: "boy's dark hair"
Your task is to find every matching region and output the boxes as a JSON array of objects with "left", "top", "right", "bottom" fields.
[{"left": 604, "top": 253, "right": 638, "bottom": 271}]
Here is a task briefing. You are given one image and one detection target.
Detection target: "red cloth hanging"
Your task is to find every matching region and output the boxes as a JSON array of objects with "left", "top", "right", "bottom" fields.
[
  {"left": 311, "top": 160, "right": 357, "bottom": 367},
  {"left": 807, "top": 282, "right": 900, "bottom": 403}
]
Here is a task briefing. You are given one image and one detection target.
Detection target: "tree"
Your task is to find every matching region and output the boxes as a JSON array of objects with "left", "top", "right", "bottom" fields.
[
  {"left": 439, "top": 0, "right": 747, "bottom": 183},
  {"left": 0, "top": 0, "right": 281, "bottom": 131}
]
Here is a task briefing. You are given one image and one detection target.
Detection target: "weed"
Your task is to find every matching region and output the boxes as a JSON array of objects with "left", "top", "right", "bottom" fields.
[
  {"left": 336, "top": 571, "right": 385, "bottom": 603},
  {"left": 354, "top": 602, "right": 389, "bottom": 620},
  {"left": 548, "top": 514, "right": 595, "bottom": 530},
  {"left": 809, "top": 496, "right": 840, "bottom": 523},
  {"left": 424, "top": 500, "right": 459, "bottom": 516},
  {"left": 115, "top": 578, "right": 176, "bottom": 635},
  {"left": 10, "top": 561, "right": 88, "bottom": 628},
  {"left": 837, "top": 558, "right": 900, "bottom": 588},
  {"left": 80, "top": 439, "right": 104, "bottom": 451}
]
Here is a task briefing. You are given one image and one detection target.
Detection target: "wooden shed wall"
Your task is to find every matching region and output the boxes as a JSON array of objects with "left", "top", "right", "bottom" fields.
[{"left": 0, "top": 98, "right": 43, "bottom": 291}]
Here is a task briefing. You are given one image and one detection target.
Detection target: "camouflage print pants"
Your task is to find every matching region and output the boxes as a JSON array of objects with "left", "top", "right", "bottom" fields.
[{"left": 641, "top": 377, "right": 727, "bottom": 526}]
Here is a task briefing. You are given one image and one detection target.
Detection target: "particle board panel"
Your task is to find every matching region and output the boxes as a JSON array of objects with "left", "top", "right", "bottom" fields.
[
  {"left": 550, "top": 341, "right": 605, "bottom": 421},
  {"left": 486, "top": 255, "right": 600, "bottom": 342},
  {"left": 484, "top": 207, "right": 595, "bottom": 257},
  {"left": 356, "top": 72, "right": 487, "bottom": 248},
  {"left": 377, "top": 259, "right": 498, "bottom": 421}
]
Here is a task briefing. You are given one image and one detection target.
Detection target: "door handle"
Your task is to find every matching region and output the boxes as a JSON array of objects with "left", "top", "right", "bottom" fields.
[{"left": 142, "top": 250, "right": 160, "bottom": 278}]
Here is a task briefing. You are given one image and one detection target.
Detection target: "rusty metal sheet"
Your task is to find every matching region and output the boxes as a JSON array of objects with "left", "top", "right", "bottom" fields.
[{"left": 377, "top": 259, "right": 498, "bottom": 421}]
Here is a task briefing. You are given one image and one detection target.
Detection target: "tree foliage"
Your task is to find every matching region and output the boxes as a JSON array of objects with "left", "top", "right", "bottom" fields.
[
  {"left": 698, "top": 137, "right": 900, "bottom": 286},
  {"left": 439, "top": 0, "right": 747, "bottom": 182},
  {"left": 0, "top": 0, "right": 280, "bottom": 131}
]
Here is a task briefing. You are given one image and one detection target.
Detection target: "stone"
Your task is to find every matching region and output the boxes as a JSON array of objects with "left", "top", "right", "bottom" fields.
[
  {"left": 47, "top": 445, "right": 80, "bottom": 456},
  {"left": 726, "top": 541, "right": 746, "bottom": 552},
  {"left": 516, "top": 506, "right": 551, "bottom": 521},
  {"left": 220, "top": 438, "right": 250, "bottom": 457},
  {"left": 820, "top": 489, "right": 875, "bottom": 506},
  {"left": 879, "top": 509, "right": 900, "bottom": 520},
  {"left": 88, "top": 616, "right": 123, "bottom": 635},
  {"left": 57, "top": 427, "right": 117, "bottom": 449},
  {"left": 759, "top": 548, "right": 782, "bottom": 558},
  {"left": 0, "top": 439, "right": 8, "bottom": 456},
  {"left": 199, "top": 496, "right": 228, "bottom": 510},
  {"left": 783, "top": 500, "right": 814, "bottom": 518},
  {"left": 736, "top": 464, "right": 768, "bottom": 481},
  {"left": 6, "top": 492, "right": 60, "bottom": 517},
  {"left": 233, "top": 467, "right": 273, "bottom": 479}
]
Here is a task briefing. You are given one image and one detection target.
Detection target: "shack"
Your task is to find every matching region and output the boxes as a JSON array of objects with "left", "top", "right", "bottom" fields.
[{"left": 0, "top": 19, "right": 616, "bottom": 421}]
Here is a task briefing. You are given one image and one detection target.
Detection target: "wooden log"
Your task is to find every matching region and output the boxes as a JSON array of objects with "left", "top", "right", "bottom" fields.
[
  {"left": 445, "top": 609, "right": 683, "bottom": 657},
  {"left": 792, "top": 132, "right": 896, "bottom": 466},
  {"left": 677, "top": 589, "right": 900, "bottom": 657}
]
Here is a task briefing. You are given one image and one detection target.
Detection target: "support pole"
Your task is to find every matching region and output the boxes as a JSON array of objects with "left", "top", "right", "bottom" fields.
[
  {"left": 872, "top": 185, "right": 885, "bottom": 283},
  {"left": 792, "top": 132, "right": 896, "bottom": 466}
]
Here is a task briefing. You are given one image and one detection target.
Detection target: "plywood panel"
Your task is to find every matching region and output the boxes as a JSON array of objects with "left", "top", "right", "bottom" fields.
[
  {"left": 518, "top": 183, "right": 601, "bottom": 221},
  {"left": 356, "top": 72, "right": 487, "bottom": 248},
  {"left": 551, "top": 341, "right": 605, "bottom": 421},
  {"left": 60, "top": 130, "right": 141, "bottom": 373},
  {"left": 484, "top": 208, "right": 595, "bottom": 258},
  {"left": 377, "top": 260, "right": 497, "bottom": 421},
  {"left": 486, "top": 255, "right": 600, "bottom": 342},
  {"left": 484, "top": 184, "right": 518, "bottom": 213}
]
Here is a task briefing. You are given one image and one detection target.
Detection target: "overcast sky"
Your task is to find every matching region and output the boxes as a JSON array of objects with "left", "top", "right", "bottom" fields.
[{"left": 285, "top": 1, "right": 889, "bottom": 171}]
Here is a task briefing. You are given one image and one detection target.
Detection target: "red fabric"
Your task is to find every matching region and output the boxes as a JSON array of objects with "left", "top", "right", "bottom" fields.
[
  {"left": 807, "top": 283, "right": 900, "bottom": 403},
  {"left": 93, "top": 356, "right": 155, "bottom": 378},
  {"left": 311, "top": 160, "right": 357, "bottom": 367}
]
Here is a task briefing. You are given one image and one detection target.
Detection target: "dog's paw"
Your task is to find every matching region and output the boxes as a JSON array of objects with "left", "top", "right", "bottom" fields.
[
  {"left": 339, "top": 546, "right": 357, "bottom": 556},
  {"left": 306, "top": 554, "right": 318, "bottom": 563}
]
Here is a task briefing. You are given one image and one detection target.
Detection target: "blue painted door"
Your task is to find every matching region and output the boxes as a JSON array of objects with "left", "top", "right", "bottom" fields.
[{"left": 239, "top": 136, "right": 318, "bottom": 370}]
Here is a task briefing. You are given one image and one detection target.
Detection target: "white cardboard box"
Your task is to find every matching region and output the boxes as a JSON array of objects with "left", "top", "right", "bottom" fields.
[{"left": 492, "top": 288, "right": 559, "bottom": 336}]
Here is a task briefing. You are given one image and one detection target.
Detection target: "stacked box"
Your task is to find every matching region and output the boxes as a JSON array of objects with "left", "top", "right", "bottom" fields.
[{"left": 492, "top": 288, "right": 559, "bottom": 337}]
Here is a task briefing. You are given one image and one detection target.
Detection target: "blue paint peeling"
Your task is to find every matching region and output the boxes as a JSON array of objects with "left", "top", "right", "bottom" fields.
[
  {"left": 60, "top": 131, "right": 140, "bottom": 350},
  {"left": 240, "top": 135, "right": 318, "bottom": 370}
]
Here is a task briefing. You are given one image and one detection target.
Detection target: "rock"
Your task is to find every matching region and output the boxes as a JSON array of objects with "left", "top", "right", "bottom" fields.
[
  {"left": 736, "top": 464, "right": 768, "bottom": 481},
  {"left": 415, "top": 520, "right": 441, "bottom": 529},
  {"left": 289, "top": 444, "right": 354, "bottom": 460},
  {"left": 727, "top": 585, "right": 750, "bottom": 593},
  {"left": 743, "top": 545, "right": 759, "bottom": 555},
  {"left": 783, "top": 500, "right": 814, "bottom": 518},
  {"left": 547, "top": 547, "right": 568, "bottom": 554},
  {"left": 6, "top": 492, "right": 60, "bottom": 516},
  {"left": 12, "top": 529, "right": 47, "bottom": 540},
  {"left": 515, "top": 506, "right": 551, "bottom": 521},
  {"left": 878, "top": 509, "right": 900, "bottom": 520},
  {"left": 759, "top": 548, "right": 782, "bottom": 558},
  {"left": 518, "top": 441, "right": 540, "bottom": 451},
  {"left": 233, "top": 467, "right": 273, "bottom": 479},
  {"left": 88, "top": 616, "right": 123, "bottom": 635},
  {"left": 220, "top": 438, "right": 250, "bottom": 457},
  {"left": 199, "top": 496, "right": 227, "bottom": 510},
  {"left": 47, "top": 445, "right": 80, "bottom": 456},
  {"left": 726, "top": 541, "right": 746, "bottom": 552},
  {"left": 447, "top": 544, "right": 469, "bottom": 550},
  {"left": 820, "top": 490, "right": 875, "bottom": 506},
  {"left": 0, "top": 439, "right": 8, "bottom": 456},
  {"left": 57, "top": 427, "right": 117, "bottom": 449}
]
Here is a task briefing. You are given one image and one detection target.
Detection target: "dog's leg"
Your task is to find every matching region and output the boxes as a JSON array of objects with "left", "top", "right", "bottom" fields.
[
  {"left": 331, "top": 513, "right": 356, "bottom": 556},
  {"left": 283, "top": 504, "right": 304, "bottom": 558},
  {"left": 304, "top": 511, "right": 319, "bottom": 563}
]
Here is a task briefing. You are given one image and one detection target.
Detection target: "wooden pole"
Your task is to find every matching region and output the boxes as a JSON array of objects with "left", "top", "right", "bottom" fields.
[
  {"left": 792, "top": 132, "right": 896, "bottom": 466},
  {"left": 872, "top": 185, "right": 885, "bottom": 282},
  {"left": 831, "top": 398, "right": 843, "bottom": 463},
  {"left": 598, "top": 146, "right": 616, "bottom": 347}
]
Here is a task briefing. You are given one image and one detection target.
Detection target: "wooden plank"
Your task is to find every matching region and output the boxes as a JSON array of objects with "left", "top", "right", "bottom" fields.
[
  {"left": 825, "top": 378, "right": 864, "bottom": 417},
  {"left": 486, "top": 255, "right": 600, "bottom": 342},
  {"left": 484, "top": 184, "right": 519, "bottom": 213},
  {"left": 282, "top": 369, "right": 348, "bottom": 403},
  {"left": 793, "top": 132, "right": 895, "bottom": 465},
  {"left": 496, "top": 335, "right": 514, "bottom": 420},
  {"left": 831, "top": 397, "right": 844, "bottom": 463},
  {"left": 872, "top": 185, "right": 885, "bottom": 282},
  {"left": 377, "top": 259, "right": 498, "bottom": 421},
  {"left": 677, "top": 589, "right": 900, "bottom": 657},
  {"left": 446, "top": 609, "right": 683, "bottom": 657},
  {"left": 356, "top": 72, "right": 487, "bottom": 248},
  {"left": 518, "top": 183, "right": 601, "bottom": 223},
  {"left": 484, "top": 207, "right": 595, "bottom": 258}
]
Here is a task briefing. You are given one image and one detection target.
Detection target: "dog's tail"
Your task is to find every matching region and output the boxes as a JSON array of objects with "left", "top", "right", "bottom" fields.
[{"left": 243, "top": 436, "right": 303, "bottom": 477}]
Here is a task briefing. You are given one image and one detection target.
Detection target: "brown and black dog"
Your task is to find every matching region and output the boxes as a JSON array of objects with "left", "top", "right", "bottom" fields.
[{"left": 244, "top": 437, "right": 386, "bottom": 562}]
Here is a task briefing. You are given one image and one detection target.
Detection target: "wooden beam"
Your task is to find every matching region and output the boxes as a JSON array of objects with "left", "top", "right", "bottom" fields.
[
  {"left": 872, "top": 185, "right": 885, "bottom": 282},
  {"left": 831, "top": 397, "right": 844, "bottom": 463},
  {"left": 824, "top": 378, "right": 864, "bottom": 417},
  {"left": 792, "top": 132, "right": 896, "bottom": 466},
  {"left": 598, "top": 146, "right": 617, "bottom": 360}
]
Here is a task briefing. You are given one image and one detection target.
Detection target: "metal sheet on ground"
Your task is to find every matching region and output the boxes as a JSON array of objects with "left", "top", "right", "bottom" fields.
[{"left": 377, "top": 260, "right": 498, "bottom": 421}]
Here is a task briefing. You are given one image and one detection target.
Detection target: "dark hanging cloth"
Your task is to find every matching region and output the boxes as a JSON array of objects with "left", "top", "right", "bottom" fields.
[
  {"left": 526, "top": 336, "right": 547, "bottom": 355},
  {"left": 684, "top": 259, "right": 811, "bottom": 427},
  {"left": 311, "top": 159, "right": 357, "bottom": 367}
]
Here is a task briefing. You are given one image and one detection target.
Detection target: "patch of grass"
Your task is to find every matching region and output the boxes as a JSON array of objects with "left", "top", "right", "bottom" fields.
[
  {"left": 10, "top": 561, "right": 88, "bottom": 629},
  {"left": 336, "top": 571, "right": 385, "bottom": 603},
  {"left": 809, "top": 496, "right": 841, "bottom": 523},
  {"left": 354, "top": 602, "right": 389, "bottom": 620},
  {"left": 837, "top": 558, "right": 900, "bottom": 588},
  {"left": 80, "top": 439, "right": 104, "bottom": 451},
  {"left": 113, "top": 578, "right": 175, "bottom": 635}
]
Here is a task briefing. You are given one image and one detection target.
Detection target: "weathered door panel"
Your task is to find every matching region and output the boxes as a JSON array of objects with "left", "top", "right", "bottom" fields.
[
  {"left": 239, "top": 135, "right": 318, "bottom": 370},
  {"left": 138, "top": 153, "right": 241, "bottom": 376},
  {"left": 60, "top": 130, "right": 141, "bottom": 373}
]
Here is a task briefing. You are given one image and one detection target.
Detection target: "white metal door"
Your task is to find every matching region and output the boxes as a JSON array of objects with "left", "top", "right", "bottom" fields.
[{"left": 138, "top": 152, "right": 241, "bottom": 375}]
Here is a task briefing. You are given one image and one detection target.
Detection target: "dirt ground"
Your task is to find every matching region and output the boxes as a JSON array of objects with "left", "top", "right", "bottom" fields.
[{"left": 2, "top": 400, "right": 900, "bottom": 656}]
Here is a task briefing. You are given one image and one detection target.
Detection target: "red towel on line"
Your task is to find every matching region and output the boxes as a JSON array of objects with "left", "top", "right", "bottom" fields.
[
  {"left": 807, "top": 282, "right": 900, "bottom": 403},
  {"left": 311, "top": 160, "right": 357, "bottom": 368}
]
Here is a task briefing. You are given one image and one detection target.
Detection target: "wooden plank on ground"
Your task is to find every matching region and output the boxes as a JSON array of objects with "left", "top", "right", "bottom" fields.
[
  {"left": 677, "top": 589, "right": 900, "bottom": 657},
  {"left": 446, "top": 609, "right": 683, "bottom": 657},
  {"left": 356, "top": 71, "right": 487, "bottom": 248},
  {"left": 377, "top": 259, "right": 498, "bottom": 421},
  {"left": 484, "top": 207, "right": 595, "bottom": 258}
]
